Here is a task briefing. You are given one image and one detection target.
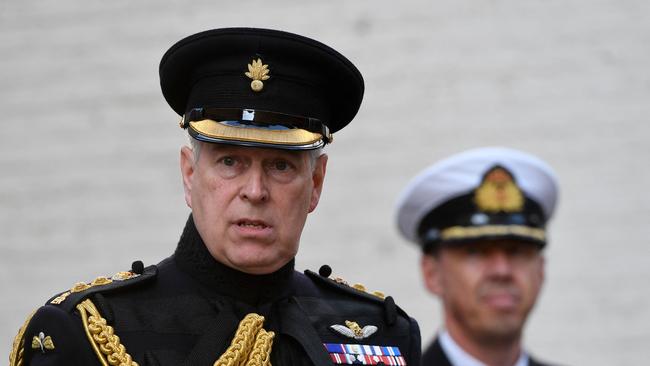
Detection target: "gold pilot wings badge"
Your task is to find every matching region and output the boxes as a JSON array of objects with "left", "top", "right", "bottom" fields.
[{"left": 330, "top": 320, "right": 378, "bottom": 340}]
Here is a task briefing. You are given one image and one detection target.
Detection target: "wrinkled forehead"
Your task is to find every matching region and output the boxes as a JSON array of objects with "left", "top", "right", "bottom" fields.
[{"left": 199, "top": 140, "right": 313, "bottom": 161}]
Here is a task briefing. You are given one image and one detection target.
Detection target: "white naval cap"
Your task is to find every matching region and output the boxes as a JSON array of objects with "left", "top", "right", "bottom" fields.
[{"left": 395, "top": 147, "right": 559, "bottom": 249}]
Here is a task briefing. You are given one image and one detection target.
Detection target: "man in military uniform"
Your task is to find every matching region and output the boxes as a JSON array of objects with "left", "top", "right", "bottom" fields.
[
  {"left": 10, "top": 28, "right": 421, "bottom": 366},
  {"left": 395, "top": 147, "right": 559, "bottom": 366}
]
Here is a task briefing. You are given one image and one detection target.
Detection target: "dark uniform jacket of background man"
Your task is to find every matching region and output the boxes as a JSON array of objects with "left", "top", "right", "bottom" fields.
[{"left": 10, "top": 28, "right": 421, "bottom": 366}]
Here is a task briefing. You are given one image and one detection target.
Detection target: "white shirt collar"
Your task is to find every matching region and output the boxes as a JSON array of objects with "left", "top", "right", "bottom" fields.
[{"left": 439, "top": 330, "right": 529, "bottom": 366}]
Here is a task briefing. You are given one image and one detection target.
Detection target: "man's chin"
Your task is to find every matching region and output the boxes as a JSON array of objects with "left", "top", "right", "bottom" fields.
[
  {"left": 227, "top": 253, "right": 293, "bottom": 275},
  {"left": 475, "top": 318, "right": 524, "bottom": 345}
]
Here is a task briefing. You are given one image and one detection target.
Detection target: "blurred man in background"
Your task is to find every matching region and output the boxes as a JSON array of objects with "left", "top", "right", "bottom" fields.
[{"left": 396, "top": 147, "right": 559, "bottom": 366}]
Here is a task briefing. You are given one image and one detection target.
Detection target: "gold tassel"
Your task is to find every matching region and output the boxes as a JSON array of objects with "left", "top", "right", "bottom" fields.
[
  {"left": 77, "top": 299, "right": 138, "bottom": 366},
  {"left": 213, "top": 313, "right": 275, "bottom": 366},
  {"left": 9, "top": 310, "right": 36, "bottom": 366},
  {"left": 244, "top": 328, "right": 275, "bottom": 366}
]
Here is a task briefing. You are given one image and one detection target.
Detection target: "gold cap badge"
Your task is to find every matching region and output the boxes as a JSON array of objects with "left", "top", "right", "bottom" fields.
[
  {"left": 245, "top": 58, "right": 270, "bottom": 92},
  {"left": 474, "top": 166, "right": 524, "bottom": 213}
]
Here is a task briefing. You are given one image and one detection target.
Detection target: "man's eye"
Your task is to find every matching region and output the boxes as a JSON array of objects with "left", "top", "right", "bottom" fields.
[
  {"left": 466, "top": 247, "right": 480, "bottom": 255},
  {"left": 274, "top": 161, "right": 289, "bottom": 171},
  {"left": 222, "top": 157, "right": 236, "bottom": 166},
  {"left": 463, "top": 246, "right": 487, "bottom": 257}
]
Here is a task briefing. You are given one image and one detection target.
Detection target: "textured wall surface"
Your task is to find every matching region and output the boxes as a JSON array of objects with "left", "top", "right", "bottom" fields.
[{"left": 2, "top": 1, "right": 650, "bottom": 364}]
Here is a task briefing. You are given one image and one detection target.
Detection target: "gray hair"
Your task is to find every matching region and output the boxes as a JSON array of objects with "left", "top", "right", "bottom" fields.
[{"left": 188, "top": 136, "right": 203, "bottom": 162}]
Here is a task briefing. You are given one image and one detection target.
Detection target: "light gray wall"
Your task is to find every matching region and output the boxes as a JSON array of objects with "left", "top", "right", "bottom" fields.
[{"left": 2, "top": 1, "right": 649, "bottom": 364}]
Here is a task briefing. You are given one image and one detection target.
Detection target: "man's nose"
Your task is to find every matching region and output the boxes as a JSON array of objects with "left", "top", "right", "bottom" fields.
[
  {"left": 239, "top": 166, "right": 269, "bottom": 203},
  {"left": 486, "top": 250, "right": 513, "bottom": 277}
]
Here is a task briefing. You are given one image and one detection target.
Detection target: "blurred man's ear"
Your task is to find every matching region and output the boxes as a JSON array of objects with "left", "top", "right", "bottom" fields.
[
  {"left": 538, "top": 254, "right": 546, "bottom": 285},
  {"left": 421, "top": 254, "right": 443, "bottom": 296}
]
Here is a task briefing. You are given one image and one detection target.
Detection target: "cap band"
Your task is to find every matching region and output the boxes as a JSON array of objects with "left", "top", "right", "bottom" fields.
[{"left": 417, "top": 192, "right": 547, "bottom": 249}]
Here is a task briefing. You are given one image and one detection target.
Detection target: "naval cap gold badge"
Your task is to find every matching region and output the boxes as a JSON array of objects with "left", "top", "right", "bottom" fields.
[{"left": 474, "top": 165, "right": 524, "bottom": 213}]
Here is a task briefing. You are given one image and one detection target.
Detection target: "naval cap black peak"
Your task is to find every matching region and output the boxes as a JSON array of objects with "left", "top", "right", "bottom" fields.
[{"left": 159, "top": 28, "right": 364, "bottom": 149}]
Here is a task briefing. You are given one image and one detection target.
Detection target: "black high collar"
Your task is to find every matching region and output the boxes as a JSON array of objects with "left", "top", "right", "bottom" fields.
[{"left": 173, "top": 214, "right": 295, "bottom": 306}]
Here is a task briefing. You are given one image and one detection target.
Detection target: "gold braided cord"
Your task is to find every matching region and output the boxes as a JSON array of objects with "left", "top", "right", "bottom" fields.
[
  {"left": 9, "top": 310, "right": 36, "bottom": 366},
  {"left": 441, "top": 224, "right": 546, "bottom": 242},
  {"left": 77, "top": 299, "right": 139, "bottom": 366},
  {"left": 213, "top": 313, "right": 274, "bottom": 366},
  {"left": 244, "top": 328, "right": 275, "bottom": 366},
  {"left": 213, "top": 313, "right": 264, "bottom": 366}
]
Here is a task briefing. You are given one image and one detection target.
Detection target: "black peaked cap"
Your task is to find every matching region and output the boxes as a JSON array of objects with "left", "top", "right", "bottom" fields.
[{"left": 159, "top": 28, "right": 364, "bottom": 134}]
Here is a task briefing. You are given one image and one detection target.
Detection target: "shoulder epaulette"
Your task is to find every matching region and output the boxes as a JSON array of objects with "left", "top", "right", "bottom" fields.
[
  {"left": 305, "top": 265, "right": 411, "bottom": 326},
  {"left": 304, "top": 265, "right": 387, "bottom": 303},
  {"left": 45, "top": 261, "right": 157, "bottom": 313}
]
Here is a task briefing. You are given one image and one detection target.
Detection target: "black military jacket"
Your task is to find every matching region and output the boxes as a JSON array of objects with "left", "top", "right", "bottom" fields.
[
  {"left": 421, "top": 337, "right": 554, "bottom": 366},
  {"left": 11, "top": 216, "right": 421, "bottom": 366}
]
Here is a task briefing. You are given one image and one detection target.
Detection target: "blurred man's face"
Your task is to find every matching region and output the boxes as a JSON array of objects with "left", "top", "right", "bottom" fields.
[
  {"left": 180, "top": 142, "right": 327, "bottom": 274},
  {"left": 421, "top": 240, "right": 544, "bottom": 345}
]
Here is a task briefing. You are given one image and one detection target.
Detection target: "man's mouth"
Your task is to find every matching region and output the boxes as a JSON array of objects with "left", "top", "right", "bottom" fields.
[
  {"left": 479, "top": 286, "right": 520, "bottom": 310},
  {"left": 236, "top": 219, "right": 270, "bottom": 229}
]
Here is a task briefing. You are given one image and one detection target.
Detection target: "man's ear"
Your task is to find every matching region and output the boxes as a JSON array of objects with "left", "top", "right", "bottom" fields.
[
  {"left": 538, "top": 254, "right": 546, "bottom": 285},
  {"left": 180, "top": 146, "right": 195, "bottom": 209},
  {"left": 421, "top": 254, "right": 443, "bottom": 296},
  {"left": 308, "top": 153, "right": 328, "bottom": 213}
]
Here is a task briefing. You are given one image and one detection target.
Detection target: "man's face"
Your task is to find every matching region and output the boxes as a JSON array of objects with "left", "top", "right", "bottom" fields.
[
  {"left": 421, "top": 240, "right": 544, "bottom": 344},
  {"left": 180, "top": 142, "right": 327, "bottom": 274}
]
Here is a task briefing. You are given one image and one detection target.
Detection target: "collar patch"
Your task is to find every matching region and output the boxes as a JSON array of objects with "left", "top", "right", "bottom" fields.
[{"left": 31, "top": 332, "right": 55, "bottom": 353}]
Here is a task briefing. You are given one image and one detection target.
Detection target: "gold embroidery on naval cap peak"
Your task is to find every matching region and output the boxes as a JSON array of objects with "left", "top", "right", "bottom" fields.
[
  {"left": 352, "top": 283, "right": 367, "bottom": 292},
  {"left": 245, "top": 58, "right": 270, "bottom": 92}
]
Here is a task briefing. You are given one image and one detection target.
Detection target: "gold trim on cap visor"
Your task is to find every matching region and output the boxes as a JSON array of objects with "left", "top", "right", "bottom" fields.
[
  {"left": 189, "top": 120, "right": 324, "bottom": 146},
  {"left": 441, "top": 225, "right": 546, "bottom": 242}
]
